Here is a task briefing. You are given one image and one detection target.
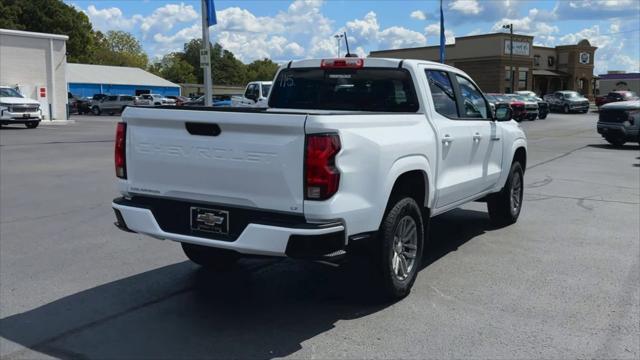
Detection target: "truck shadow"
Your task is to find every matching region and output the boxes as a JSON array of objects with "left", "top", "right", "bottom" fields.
[{"left": 0, "top": 209, "right": 490, "bottom": 359}]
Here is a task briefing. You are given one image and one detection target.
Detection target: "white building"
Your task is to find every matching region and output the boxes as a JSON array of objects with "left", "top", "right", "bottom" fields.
[{"left": 0, "top": 28, "right": 68, "bottom": 120}]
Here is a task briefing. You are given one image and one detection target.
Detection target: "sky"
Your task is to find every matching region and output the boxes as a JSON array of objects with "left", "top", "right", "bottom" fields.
[{"left": 65, "top": 0, "right": 640, "bottom": 74}]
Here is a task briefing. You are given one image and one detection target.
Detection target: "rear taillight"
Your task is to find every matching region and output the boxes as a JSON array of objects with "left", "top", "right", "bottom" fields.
[
  {"left": 305, "top": 134, "right": 341, "bottom": 200},
  {"left": 115, "top": 122, "right": 127, "bottom": 179},
  {"left": 320, "top": 58, "right": 364, "bottom": 69}
]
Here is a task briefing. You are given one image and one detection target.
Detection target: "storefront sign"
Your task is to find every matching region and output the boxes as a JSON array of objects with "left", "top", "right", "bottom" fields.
[
  {"left": 579, "top": 52, "right": 590, "bottom": 64},
  {"left": 504, "top": 40, "right": 530, "bottom": 56}
]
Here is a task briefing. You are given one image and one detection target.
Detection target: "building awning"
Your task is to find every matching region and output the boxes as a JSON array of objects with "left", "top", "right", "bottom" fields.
[
  {"left": 532, "top": 69, "right": 567, "bottom": 77},
  {"left": 67, "top": 63, "right": 179, "bottom": 88}
]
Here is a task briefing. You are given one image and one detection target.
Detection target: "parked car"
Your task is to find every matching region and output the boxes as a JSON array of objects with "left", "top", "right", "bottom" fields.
[
  {"left": 516, "top": 91, "right": 549, "bottom": 119},
  {"left": 506, "top": 94, "right": 538, "bottom": 121},
  {"left": 0, "top": 86, "right": 41, "bottom": 128},
  {"left": 166, "top": 95, "right": 190, "bottom": 106},
  {"left": 134, "top": 94, "right": 176, "bottom": 106},
  {"left": 182, "top": 95, "right": 232, "bottom": 107},
  {"left": 595, "top": 91, "right": 639, "bottom": 108},
  {"left": 596, "top": 100, "right": 640, "bottom": 146},
  {"left": 544, "top": 91, "right": 589, "bottom": 113},
  {"left": 68, "top": 92, "right": 90, "bottom": 115},
  {"left": 231, "top": 81, "right": 272, "bottom": 107},
  {"left": 91, "top": 95, "right": 135, "bottom": 115},
  {"left": 112, "top": 58, "right": 527, "bottom": 299},
  {"left": 487, "top": 93, "right": 526, "bottom": 121}
]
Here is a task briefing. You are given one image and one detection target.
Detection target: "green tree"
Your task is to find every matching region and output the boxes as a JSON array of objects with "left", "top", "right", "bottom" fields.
[
  {"left": 150, "top": 52, "right": 197, "bottom": 84},
  {"left": 245, "top": 59, "right": 279, "bottom": 83},
  {"left": 93, "top": 31, "right": 148, "bottom": 69},
  {"left": 183, "top": 39, "right": 205, "bottom": 83},
  {"left": 0, "top": 0, "right": 96, "bottom": 63}
]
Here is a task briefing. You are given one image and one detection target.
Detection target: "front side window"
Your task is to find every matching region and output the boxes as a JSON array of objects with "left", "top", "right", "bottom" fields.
[
  {"left": 455, "top": 75, "right": 489, "bottom": 119},
  {"left": 269, "top": 68, "right": 419, "bottom": 112},
  {"left": 425, "top": 70, "right": 458, "bottom": 118},
  {"left": 106, "top": 96, "right": 117, "bottom": 101}
]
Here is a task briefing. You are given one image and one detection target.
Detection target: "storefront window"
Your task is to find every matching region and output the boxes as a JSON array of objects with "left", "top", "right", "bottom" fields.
[
  {"left": 534, "top": 55, "right": 540, "bottom": 66},
  {"left": 518, "top": 70, "right": 528, "bottom": 90},
  {"left": 505, "top": 67, "right": 511, "bottom": 81}
]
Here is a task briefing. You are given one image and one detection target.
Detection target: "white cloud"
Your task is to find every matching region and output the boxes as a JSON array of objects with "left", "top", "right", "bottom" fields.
[
  {"left": 449, "top": 0, "right": 482, "bottom": 15},
  {"left": 410, "top": 10, "right": 426, "bottom": 20},
  {"left": 424, "top": 23, "right": 455, "bottom": 45},
  {"left": 85, "top": 5, "right": 141, "bottom": 32},
  {"left": 139, "top": 3, "right": 198, "bottom": 39},
  {"left": 378, "top": 26, "right": 427, "bottom": 49}
]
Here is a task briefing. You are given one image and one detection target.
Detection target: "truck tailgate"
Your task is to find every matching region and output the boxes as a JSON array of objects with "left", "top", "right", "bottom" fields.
[{"left": 123, "top": 107, "right": 307, "bottom": 214}]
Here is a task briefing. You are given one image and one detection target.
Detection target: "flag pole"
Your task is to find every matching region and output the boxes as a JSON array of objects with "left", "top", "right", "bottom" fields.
[
  {"left": 439, "top": 0, "right": 445, "bottom": 64},
  {"left": 201, "top": 0, "right": 213, "bottom": 106}
]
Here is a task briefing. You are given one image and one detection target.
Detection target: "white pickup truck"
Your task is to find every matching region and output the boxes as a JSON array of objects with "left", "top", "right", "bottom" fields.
[
  {"left": 230, "top": 81, "right": 272, "bottom": 107},
  {"left": 112, "top": 58, "right": 527, "bottom": 298}
]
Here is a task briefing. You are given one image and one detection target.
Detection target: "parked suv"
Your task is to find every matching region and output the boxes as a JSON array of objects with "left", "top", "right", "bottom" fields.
[
  {"left": 134, "top": 94, "right": 175, "bottom": 106},
  {"left": 91, "top": 95, "right": 135, "bottom": 115},
  {"left": 544, "top": 91, "right": 589, "bottom": 113},
  {"left": 0, "top": 86, "right": 42, "bottom": 128}
]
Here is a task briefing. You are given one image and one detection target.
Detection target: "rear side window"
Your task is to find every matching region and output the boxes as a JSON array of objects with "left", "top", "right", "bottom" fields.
[
  {"left": 425, "top": 70, "right": 458, "bottom": 118},
  {"left": 269, "top": 68, "right": 419, "bottom": 112},
  {"left": 106, "top": 96, "right": 117, "bottom": 101}
]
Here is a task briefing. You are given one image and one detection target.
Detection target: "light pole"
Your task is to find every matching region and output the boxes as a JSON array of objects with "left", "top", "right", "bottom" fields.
[
  {"left": 334, "top": 34, "right": 344, "bottom": 57},
  {"left": 503, "top": 23, "right": 514, "bottom": 92}
]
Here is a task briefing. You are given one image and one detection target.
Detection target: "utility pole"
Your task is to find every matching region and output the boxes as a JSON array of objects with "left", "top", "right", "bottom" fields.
[
  {"left": 334, "top": 34, "right": 344, "bottom": 57},
  {"left": 201, "top": 0, "right": 213, "bottom": 106},
  {"left": 503, "top": 23, "right": 514, "bottom": 92}
]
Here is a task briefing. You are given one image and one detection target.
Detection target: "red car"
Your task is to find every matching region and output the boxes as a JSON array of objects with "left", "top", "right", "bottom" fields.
[
  {"left": 595, "top": 91, "right": 639, "bottom": 108},
  {"left": 487, "top": 93, "right": 527, "bottom": 121}
]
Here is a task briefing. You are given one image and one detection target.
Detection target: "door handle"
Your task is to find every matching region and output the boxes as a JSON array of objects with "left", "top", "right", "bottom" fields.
[
  {"left": 442, "top": 134, "right": 454, "bottom": 145},
  {"left": 473, "top": 133, "right": 482, "bottom": 141}
]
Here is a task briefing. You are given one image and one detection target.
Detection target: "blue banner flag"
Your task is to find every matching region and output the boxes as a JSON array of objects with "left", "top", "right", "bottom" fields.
[
  {"left": 206, "top": 0, "right": 217, "bottom": 27},
  {"left": 439, "top": 0, "right": 445, "bottom": 63}
]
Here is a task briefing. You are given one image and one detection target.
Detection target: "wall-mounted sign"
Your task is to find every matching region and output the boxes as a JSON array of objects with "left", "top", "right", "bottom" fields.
[
  {"left": 579, "top": 52, "right": 590, "bottom": 64},
  {"left": 504, "top": 40, "right": 530, "bottom": 56}
]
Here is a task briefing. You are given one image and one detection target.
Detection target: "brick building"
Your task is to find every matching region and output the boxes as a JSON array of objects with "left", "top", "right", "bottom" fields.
[{"left": 369, "top": 33, "right": 598, "bottom": 98}]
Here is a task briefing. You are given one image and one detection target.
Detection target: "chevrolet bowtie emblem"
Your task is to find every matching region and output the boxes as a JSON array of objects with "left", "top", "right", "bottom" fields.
[{"left": 196, "top": 212, "right": 225, "bottom": 226}]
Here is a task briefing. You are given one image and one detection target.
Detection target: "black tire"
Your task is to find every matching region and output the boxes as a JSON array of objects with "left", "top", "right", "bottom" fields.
[
  {"left": 91, "top": 106, "right": 101, "bottom": 115},
  {"left": 377, "top": 197, "right": 424, "bottom": 299},
  {"left": 181, "top": 242, "right": 239, "bottom": 270},
  {"left": 563, "top": 104, "right": 570, "bottom": 113},
  {"left": 487, "top": 161, "right": 524, "bottom": 226},
  {"left": 539, "top": 113, "right": 547, "bottom": 119},
  {"left": 154, "top": 102, "right": 161, "bottom": 106},
  {"left": 605, "top": 136, "right": 626, "bottom": 147},
  {"left": 25, "top": 121, "right": 39, "bottom": 129}
]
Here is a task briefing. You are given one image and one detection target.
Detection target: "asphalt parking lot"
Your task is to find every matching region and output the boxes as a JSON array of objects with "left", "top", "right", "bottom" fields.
[{"left": 1, "top": 112, "right": 638, "bottom": 359}]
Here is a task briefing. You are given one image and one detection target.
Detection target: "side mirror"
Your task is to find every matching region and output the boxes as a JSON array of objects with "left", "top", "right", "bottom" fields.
[{"left": 494, "top": 106, "right": 512, "bottom": 122}]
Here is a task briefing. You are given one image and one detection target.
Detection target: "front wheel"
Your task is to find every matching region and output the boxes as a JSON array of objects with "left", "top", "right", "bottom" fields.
[
  {"left": 563, "top": 104, "right": 570, "bottom": 113},
  {"left": 182, "top": 243, "right": 239, "bottom": 271},
  {"left": 605, "top": 136, "right": 626, "bottom": 147},
  {"left": 377, "top": 197, "right": 424, "bottom": 299},
  {"left": 91, "top": 106, "right": 101, "bottom": 115},
  {"left": 539, "top": 113, "right": 548, "bottom": 119},
  {"left": 487, "top": 162, "right": 524, "bottom": 226},
  {"left": 25, "top": 121, "right": 39, "bottom": 129}
]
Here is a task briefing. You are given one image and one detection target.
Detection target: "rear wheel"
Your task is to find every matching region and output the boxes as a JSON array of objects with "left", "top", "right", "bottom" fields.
[
  {"left": 487, "top": 161, "right": 524, "bottom": 226},
  {"left": 563, "top": 104, "right": 570, "bottom": 113},
  {"left": 377, "top": 197, "right": 424, "bottom": 299},
  {"left": 539, "top": 113, "right": 547, "bottom": 119},
  {"left": 181, "top": 243, "right": 239, "bottom": 271},
  {"left": 25, "top": 121, "right": 39, "bottom": 129}
]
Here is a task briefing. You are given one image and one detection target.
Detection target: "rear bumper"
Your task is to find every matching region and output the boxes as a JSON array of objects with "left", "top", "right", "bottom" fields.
[{"left": 112, "top": 197, "right": 345, "bottom": 258}]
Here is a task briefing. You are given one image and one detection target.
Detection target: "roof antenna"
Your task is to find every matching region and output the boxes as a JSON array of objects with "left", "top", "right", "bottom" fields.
[{"left": 344, "top": 31, "right": 357, "bottom": 57}]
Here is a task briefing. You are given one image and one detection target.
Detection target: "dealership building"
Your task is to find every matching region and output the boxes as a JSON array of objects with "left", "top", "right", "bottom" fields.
[
  {"left": 0, "top": 28, "right": 68, "bottom": 120},
  {"left": 370, "top": 32, "right": 598, "bottom": 98}
]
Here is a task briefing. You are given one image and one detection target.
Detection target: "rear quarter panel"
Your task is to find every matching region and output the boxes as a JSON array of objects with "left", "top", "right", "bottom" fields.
[{"left": 304, "top": 113, "right": 436, "bottom": 236}]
